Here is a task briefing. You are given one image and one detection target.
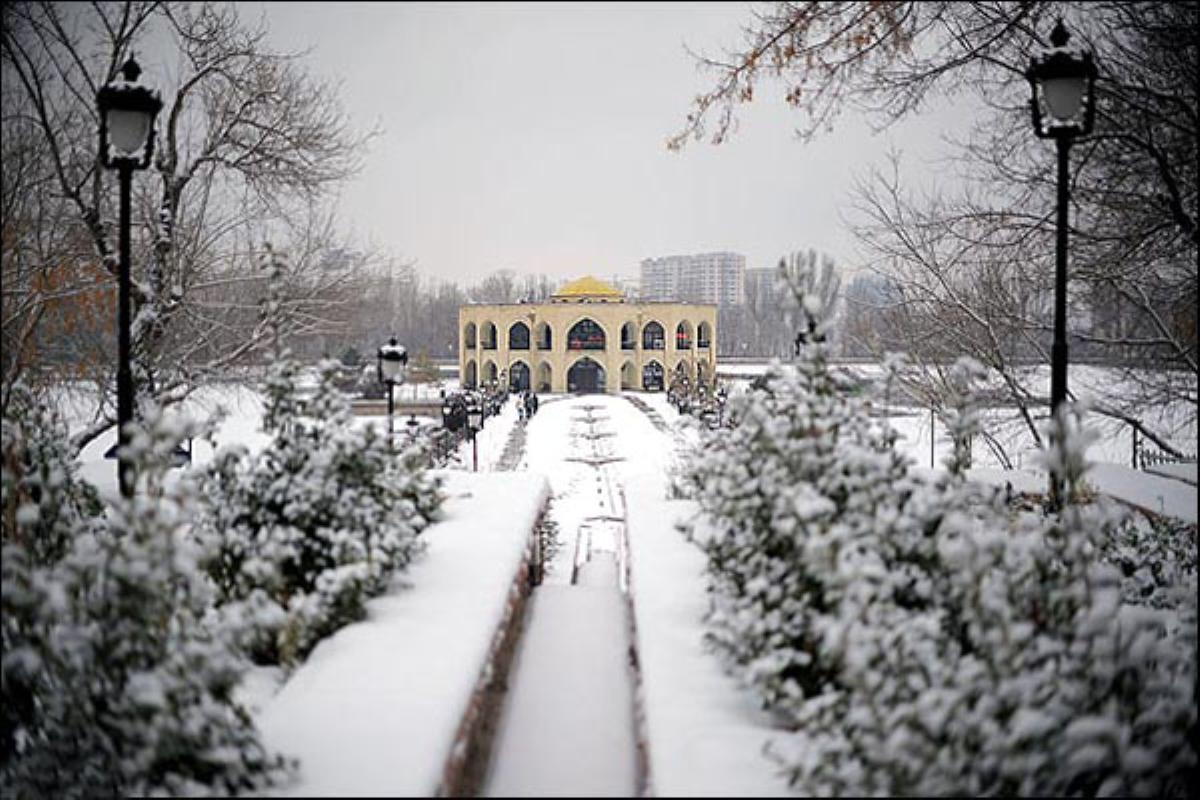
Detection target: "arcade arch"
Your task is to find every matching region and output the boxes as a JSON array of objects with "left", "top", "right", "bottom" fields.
[
  {"left": 642, "top": 360, "right": 664, "bottom": 391},
  {"left": 509, "top": 322, "right": 530, "bottom": 350},
  {"left": 567, "top": 318, "right": 606, "bottom": 351},
  {"left": 675, "top": 321, "right": 693, "bottom": 350},
  {"left": 642, "top": 321, "right": 664, "bottom": 350},
  {"left": 567, "top": 357, "right": 605, "bottom": 393},
  {"left": 509, "top": 361, "right": 531, "bottom": 391}
]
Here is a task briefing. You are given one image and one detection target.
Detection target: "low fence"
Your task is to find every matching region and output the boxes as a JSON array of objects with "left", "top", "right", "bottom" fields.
[{"left": 1130, "top": 425, "right": 1197, "bottom": 471}]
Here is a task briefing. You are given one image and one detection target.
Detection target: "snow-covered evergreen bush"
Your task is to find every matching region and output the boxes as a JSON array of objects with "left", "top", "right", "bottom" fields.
[
  {"left": 197, "top": 357, "right": 442, "bottom": 667},
  {"left": 1, "top": 404, "right": 292, "bottom": 797},
  {"left": 1, "top": 384, "right": 102, "bottom": 565},
  {"left": 683, "top": 283, "right": 1197, "bottom": 795},
  {"left": 680, "top": 329, "right": 914, "bottom": 713},
  {"left": 1102, "top": 513, "right": 1197, "bottom": 609}
]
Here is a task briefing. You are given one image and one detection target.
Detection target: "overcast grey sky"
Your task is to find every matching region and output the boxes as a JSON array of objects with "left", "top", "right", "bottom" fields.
[{"left": 254, "top": 1, "right": 969, "bottom": 286}]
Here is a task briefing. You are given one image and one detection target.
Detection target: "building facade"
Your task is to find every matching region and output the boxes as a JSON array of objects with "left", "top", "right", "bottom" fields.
[
  {"left": 639, "top": 251, "right": 745, "bottom": 307},
  {"left": 458, "top": 276, "right": 717, "bottom": 394}
]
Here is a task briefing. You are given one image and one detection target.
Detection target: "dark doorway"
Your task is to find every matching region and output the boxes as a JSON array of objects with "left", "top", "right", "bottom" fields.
[
  {"left": 567, "top": 358, "right": 605, "bottom": 393},
  {"left": 509, "top": 362, "right": 531, "bottom": 392},
  {"left": 642, "top": 361, "right": 664, "bottom": 391}
]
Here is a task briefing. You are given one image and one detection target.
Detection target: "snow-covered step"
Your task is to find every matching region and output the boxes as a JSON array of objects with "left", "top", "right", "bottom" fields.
[{"left": 483, "top": 583, "right": 637, "bottom": 797}]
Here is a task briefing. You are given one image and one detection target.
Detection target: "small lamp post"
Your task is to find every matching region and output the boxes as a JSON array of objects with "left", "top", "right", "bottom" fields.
[
  {"left": 377, "top": 337, "right": 408, "bottom": 450},
  {"left": 1025, "top": 18, "right": 1097, "bottom": 508},
  {"left": 97, "top": 57, "right": 163, "bottom": 498},
  {"left": 466, "top": 395, "right": 484, "bottom": 472}
]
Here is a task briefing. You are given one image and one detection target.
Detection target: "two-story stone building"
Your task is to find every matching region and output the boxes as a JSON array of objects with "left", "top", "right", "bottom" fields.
[{"left": 457, "top": 276, "right": 717, "bottom": 394}]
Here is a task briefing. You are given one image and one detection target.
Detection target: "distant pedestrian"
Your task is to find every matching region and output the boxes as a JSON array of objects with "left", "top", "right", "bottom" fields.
[{"left": 529, "top": 393, "right": 538, "bottom": 415}]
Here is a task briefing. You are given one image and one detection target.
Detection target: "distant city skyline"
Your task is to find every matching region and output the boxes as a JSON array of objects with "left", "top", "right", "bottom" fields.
[{"left": 256, "top": 2, "right": 974, "bottom": 286}]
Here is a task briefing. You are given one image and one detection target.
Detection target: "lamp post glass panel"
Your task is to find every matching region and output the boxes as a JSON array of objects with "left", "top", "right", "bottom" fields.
[
  {"left": 1025, "top": 18, "right": 1096, "bottom": 508},
  {"left": 377, "top": 337, "right": 408, "bottom": 449},
  {"left": 97, "top": 58, "right": 162, "bottom": 498}
]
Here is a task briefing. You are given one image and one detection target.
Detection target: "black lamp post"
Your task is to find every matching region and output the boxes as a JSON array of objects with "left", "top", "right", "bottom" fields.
[
  {"left": 97, "top": 57, "right": 162, "bottom": 498},
  {"left": 1025, "top": 18, "right": 1097, "bottom": 508},
  {"left": 466, "top": 396, "right": 484, "bottom": 472},
  {"left": 377, "top": 337, "right": 408, "bottom": 451}
]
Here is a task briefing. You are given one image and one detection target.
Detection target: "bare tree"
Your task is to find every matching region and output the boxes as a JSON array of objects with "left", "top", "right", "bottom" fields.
[
  {"left": 468, "top": 269, "right": 521, "bottom": 304},
  {"left": 1, "top": 1, "right": 376, "bottom": 450},
  {"left": 672, "top": 1, "right": 1197, "bottom": 453}
]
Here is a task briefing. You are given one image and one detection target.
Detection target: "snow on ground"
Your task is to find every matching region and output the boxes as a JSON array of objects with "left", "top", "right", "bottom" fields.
[
  {"left": 1147, "top": 462, "right": 1198, "bottom": 485},
  {"left": 483, "top": 399, "right": 637, "bottom": 795},
  {"left": 960, "top": 464, "right": 1198, "bottom": 524},
  {"left": 454, "top": 395, "right": 520, "bottom": 472},
  {"left": 608, "top": 394, "right": 796, "bottom": 797},
  {"left": 490, "top": 393, "right": 797, "bottom": 796},
  {"left": 254, "top": 470, "right": 548, "bottom": 797},
  {"left": 484, "top": 579, "right": 637, "bottom": 797},
  {"left": 516, "top": 396, "right": 624, "bottom": 584},
  {"left": 626, "top": 483, "right": 795, "bottom": 797},
  {"left": 720, "top": 360, "right": 1197, "bottom": 467}
]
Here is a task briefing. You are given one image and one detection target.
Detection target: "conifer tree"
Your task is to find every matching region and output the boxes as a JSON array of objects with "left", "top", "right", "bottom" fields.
[
  {"left": 1, "top": 404, "right": 292, "bottom": 796},
  {"left": 683, "top": 264, "right": 1196, "bottom": 794},
  {"left": 196, "top": 247, "right": 442, "bottom": 666}
]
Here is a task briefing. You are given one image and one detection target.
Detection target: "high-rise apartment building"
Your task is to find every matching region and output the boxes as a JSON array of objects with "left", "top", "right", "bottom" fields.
[
  {"left": 639, "top": 252, "right": 745, "bottom": 306},
  {"left": 743, "top": 266, "right": 780, "bottom": 305}
]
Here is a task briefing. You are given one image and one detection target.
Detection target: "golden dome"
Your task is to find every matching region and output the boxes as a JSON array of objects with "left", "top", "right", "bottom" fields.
[{"left": 551, "top": 275, "right": 624, "bottom": 301}]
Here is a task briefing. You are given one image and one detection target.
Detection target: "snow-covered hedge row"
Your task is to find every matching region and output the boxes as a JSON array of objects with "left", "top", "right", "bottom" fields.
[
  {"left": 682, "top": 343, "right": 1197, "bottom": 796},
  {"left": 196, "top": 359, "right": 443, "bottom": 667},
  {"left": 1, "top": 387, "right": 291, "bottom": 796}
]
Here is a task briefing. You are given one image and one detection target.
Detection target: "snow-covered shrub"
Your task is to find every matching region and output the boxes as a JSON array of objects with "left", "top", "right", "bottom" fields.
[
  {"left": 680, "top": 331, "right": 914, "bottom": 712},
  {"left": 1, "top": 406, "right": 292, "bottom": 797},
  {"left": 1, "top": 383, "right": 102, "bottom": 565},
  {"left": 197, "top": 357, "right": 442, "bottom": 667},
  {"left": 684, "top": 320, "right": 1197, "bottom": 795},
  {"left": 1102, "top": 513, "right": 1197, "bottom": 609}
]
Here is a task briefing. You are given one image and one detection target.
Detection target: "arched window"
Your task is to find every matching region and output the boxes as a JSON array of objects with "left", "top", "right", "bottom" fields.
[
  {"left": 697, "top": 321, "right": 712, "bottom": 349},
  {"left": 567, "top": 318, "right": 606, "bottom": 351},
  {"left": 675, "top": 321, "right": 693, "bottom": 350},
  {"left": 481, "top": 322, "right": 497, "bottom": 350},
  {"left": 642, "top": 321, "right": 664, "bottom": 350},
  {"left": 620, "top": 321, "right": 638, "bottom": 350},
  {"left": 464, "top": 322, "right": 477, "bottom": 349},
  {"left": 484, "top": 361, "right": 498, "bottom": 385},
  {"left": 537, "top": 362, "right": 552, "bottom": 392},
  {"left": 536, "top": 322, "right": 552, "bottom": 350},
  {"left": 464, "top": 360, "right": 477, "bottom": 389},
  {"left": 509, "top": 321, "right": 530, "bottom": 350}
]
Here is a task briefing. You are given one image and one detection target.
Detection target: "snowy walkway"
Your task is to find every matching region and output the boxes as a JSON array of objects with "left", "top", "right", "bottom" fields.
[
  {"left": 484, "top": 400, "right": 640, "bottom": 797},
  {"left": 619, "top": 393, "right": 797, "bottom": 797}
]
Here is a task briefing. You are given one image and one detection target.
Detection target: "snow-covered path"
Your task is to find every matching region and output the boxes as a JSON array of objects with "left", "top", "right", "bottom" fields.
[{"left": 483, "top": 399, "right": 641, "bottom": 796}]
